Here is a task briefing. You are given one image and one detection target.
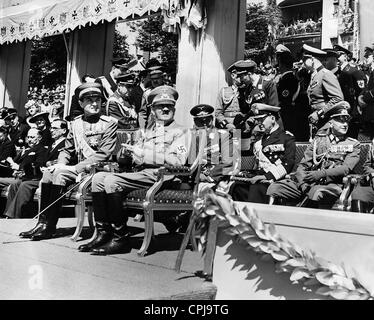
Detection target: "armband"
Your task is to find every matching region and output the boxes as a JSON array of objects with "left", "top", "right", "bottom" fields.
[{"left": 217, "top": 119, "right": 228, "bottom": 129}]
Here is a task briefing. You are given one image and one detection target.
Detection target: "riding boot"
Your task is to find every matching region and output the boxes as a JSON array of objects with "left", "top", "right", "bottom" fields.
[
  {"left": 78, "top": 192, "right": 112, "bottom": 252},
  {"left": 91, "top": 192, "right": 130, "bottom": 255},
  {"left": 351, "top": 200, "right": 370, "bottom": 213},
  {"left": 19, "top": 183, "right": 52, "bottom": 238},
  {"left": 31, "top": 184, "right": 65, "bottom": 241}
]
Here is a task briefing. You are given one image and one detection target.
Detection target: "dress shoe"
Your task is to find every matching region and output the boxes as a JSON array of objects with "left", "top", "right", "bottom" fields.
[
  {"left": 19, "top": 222, "right": 46, "bottom": 238},
  {"left": 78, "top": 223, "right": 112, "bottom": 252},
  {"left": 31, "top": 224, "right": 56, "bottom": 241}
]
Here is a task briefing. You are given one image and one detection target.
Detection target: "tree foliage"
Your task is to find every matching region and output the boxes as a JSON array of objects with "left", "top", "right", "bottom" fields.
[
  {"left": 29, "top": 35, "right": 68, "bottom": 90},
  {"left": 131, "top": 15, "right": 178, "bottom": 75},
  {"left": 245, "top": 0, "right": 282, "bottom": 64},
  {"left": 113, "top": 28, "right": 133, "bottom": 62}
]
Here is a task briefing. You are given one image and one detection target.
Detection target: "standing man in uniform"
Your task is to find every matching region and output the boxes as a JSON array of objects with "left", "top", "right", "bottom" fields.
[
  {"left": 138, "top": 67, "right": 165, "bottom": 129},
  {"left": 3, "top": 108, "right": 30, "bottom": 150},
  {"left": 333, "top": 45, "right": 366, "bottom": 138},
  {"left": 267, "top": 102, "right": 360, "bottom": 208},
  {"left": 273, "top": 44, "right": 301, "bottom": 138},
  {"left": 77, "top": 85, "right": 191, "bottom": 255},
  {"left": 228, "top": 104, "right": 296, "bottom": 204},
  {"left": 358, "top": 46, "right": 374, "bottom": 139},
  {"left": 302, "top": 44, "right": 344, "bottom": 135},
  {"left": 105, "top": 72, "right": 138, "bottom": 130},
  {"left": 19, "top": 83, "right": 118, "bottom": 240}
]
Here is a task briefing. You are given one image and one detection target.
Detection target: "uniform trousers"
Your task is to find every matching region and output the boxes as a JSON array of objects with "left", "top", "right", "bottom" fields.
[
  {"left": 267, "top": 179, "right": 342, "bottom": 201},
  {"left": 92, "top": 169, "right": 174, "bottom": 193},
  {"left": 229, "top": 181, "right": 270, "bottom": 204},
  {"left": 4, "top": 180, "right": 39, "bottom": 218},
  {"left": 350, "top": 186, "right": 374, "bottom": 203},
  {"left": 41, "top": 166, "right": 79, "bottom": 186}
]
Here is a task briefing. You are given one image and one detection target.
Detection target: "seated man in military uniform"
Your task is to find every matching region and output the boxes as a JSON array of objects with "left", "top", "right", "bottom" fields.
[
  {"left": 19, "top": 83, "right": 118, "bottom": 240},
  {"left": 77, "top": 85, "right": 191, "bottom": 255},
  {"left": 105, "top": 72, "right": 138, "bottom": 130},
  {"left": 267, "top": 102, "right": 360, "bottom": 208},
  {"left": 229, "top": 104, "right": 296, "bottom": 204},
  {"left": 350, "top": 141, "right": 374, "bottom": 213}
]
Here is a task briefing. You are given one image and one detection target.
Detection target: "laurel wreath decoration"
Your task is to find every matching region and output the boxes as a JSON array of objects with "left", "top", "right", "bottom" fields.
[{"left": 193, "top": 189, "right": 374, "bottom": 300}]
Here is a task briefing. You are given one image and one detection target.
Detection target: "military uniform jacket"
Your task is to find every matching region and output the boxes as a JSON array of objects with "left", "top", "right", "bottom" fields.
[
  {"left": 0, "top": 138, "right": 16, "bottom": 162},
  {"left": 361, "top": 68, "right": 374, "bottom": 121},
  {"left": 106, "top": 92, "right": 138, "bottom": 129},
  {"left": 9, "top": 121, "right": 30, "bottom": 148},
  {"left": 336, "top": 63, "right": 366, "bottom": 113},
  {"left": 138, "top": 88, "right": 153, "bottom": 129},
  {"left": 307, "top": 66, "right": 344, "bottom": 116},
  {"left": 14, "top": 142, "right": 49, "bottom": 180},
  {"left": 295, "top": 133, "right": 360, "bottom": 185},
  {"left": 189, "top": 128, "right": 238, "bottom": 182},
  {"left": 253, "top": 127, "right": 296, "bottom": 181},
  {"left": 215, "top": 85, "right": 240, "bottom": 126},
  {"left": 274, "top": 70, "right": 300, "bottom": 108},
  {"left": 119, "top": 121, "right": 191, "bottom": 168},
  {"left": 233, "top": 77, "right": 279, "bottom": 129},
  {"left": 58, "top": 115, "right": 117, "bottom": 173}
]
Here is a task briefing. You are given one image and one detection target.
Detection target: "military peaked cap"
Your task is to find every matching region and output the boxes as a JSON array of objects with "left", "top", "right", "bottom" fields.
[
  {"left": 76, "top": 83, "right": 104, "bottom": 101},
  {"left": 115, "top": 72, "right": 136, "bottom": 85},
  {"left": 3, "top": 108, "right": 18, "bottom": 120},
  {"left": 302, "top": 44, "right": 327, "bottom": 58},
  {"left": 148, "top": 85, "right": 178, "bottom": 106},
  {"left": 227, "top": 59, "right": 257, "bottom": 74},
  {"left": 325, "top": 101, "right": 351, "bottom": 120},
  {"left": 322, "top": 48, "right": 339, "bottom": 58},
  {"left": 275, "top": 44, "right": 291, "bottom": 54},
  {"left": 190, "top": 104, "right": 214, "bottom": 118},
  {"left": 333, "top": 44, "right": 352, "bottom": 57},
  {"left": 251, "top": 103, "right": 280, "bottom": 118}
]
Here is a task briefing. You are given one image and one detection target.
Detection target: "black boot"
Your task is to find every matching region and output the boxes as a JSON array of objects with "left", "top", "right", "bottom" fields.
[
  {"left": 19, "top": 183, "right": 52, "bottom": 238},
  {"left": 91, "top": 224, "right": 130, "bottom": 255},
  {"left": 31, "top": 184, "right": 64, "bottom": 241},
  {"left": 351, "top": 200, "right": 370, "bottom": 213},
  {"left": 78, "top": 192, "right": 112, "bottom": 252},
  {"left": 91, "top": 192, "right": 130, "bottom": 255}
]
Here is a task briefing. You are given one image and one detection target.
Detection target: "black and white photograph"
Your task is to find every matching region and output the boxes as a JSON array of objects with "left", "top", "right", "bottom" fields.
[{"left": 0, "top": 0, "right": 374, "bottom": 303}]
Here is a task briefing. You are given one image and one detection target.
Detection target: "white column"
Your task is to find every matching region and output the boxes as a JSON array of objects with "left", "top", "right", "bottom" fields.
[
  {"left": 358, "top": 0, "right": 374, "bottom": 60},
  {"left": 175, "top": 0, "right": 246, "bottom": 128},
  {"left": 65, "top": 21, "right": 115, "bottom": 117},
  {"left": 0, "top": 41, "right": 31, "bottom": 116}
]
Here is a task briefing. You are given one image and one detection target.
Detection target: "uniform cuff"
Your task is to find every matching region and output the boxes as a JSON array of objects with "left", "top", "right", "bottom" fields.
[{"left": 267, "top": 165, "right": 287, "bottom": 181}]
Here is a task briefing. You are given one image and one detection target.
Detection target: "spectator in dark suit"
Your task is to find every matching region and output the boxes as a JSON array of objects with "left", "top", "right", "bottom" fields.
[
  {"left": 0, "top": 128, "right": 48, "bottom": 218},
  {"left": 4, "top": 120, "right": 68, "bottom": 219},
  {"left": 4, "top": 108, "right": 30, "bottom": 150},
  {"left": 0, "top": 122, "right": 16, "bottom": 177}
]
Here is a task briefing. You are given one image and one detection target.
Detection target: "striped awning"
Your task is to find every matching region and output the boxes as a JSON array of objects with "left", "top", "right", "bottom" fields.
[{"left": 0, "top": 0, "right": 180, "bottom": 44}]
